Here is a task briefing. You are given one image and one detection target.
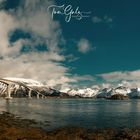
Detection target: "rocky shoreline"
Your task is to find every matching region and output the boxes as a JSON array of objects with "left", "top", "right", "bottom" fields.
[{"left": 0, "top": 111, "right": 140, "bottom": 140}]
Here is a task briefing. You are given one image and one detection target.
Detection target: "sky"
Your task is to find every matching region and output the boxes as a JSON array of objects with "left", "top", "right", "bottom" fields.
[{"left": 0, "top": 0, "right": 140, "bottom": 89}]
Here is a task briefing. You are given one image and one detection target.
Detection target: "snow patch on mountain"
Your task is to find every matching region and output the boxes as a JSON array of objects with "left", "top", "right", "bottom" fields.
[
  {"left": 1, "top": 77, "right": 140, "bottom": 99},
  {"left": 112, "top": 86, "right": 131, "bottom": 96},
  {"left": 66, "top": 87, "right": 100, "bottom": 97},
  {"left": 3, "top": 77, "right": 44, "bottom": 87}
]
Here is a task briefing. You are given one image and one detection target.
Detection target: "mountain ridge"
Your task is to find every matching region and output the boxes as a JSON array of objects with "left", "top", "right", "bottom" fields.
[{"left": 0, "top": 77, "right": 140, "bottom": 99}]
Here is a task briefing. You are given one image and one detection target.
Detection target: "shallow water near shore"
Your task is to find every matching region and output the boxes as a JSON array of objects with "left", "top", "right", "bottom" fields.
[{"left": 0, "top": 98, "right": 140, "bottom": 130}]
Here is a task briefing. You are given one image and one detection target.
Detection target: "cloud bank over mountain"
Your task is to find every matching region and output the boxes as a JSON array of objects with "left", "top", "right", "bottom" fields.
[
  {"left": 0, "top": 0, "right": 94, "bottom": 88},
  {"left": 0, "top": 0, "right": 140, "bottom": 89}
]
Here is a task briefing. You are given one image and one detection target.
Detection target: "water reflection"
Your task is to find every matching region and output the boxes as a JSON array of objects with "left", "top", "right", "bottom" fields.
[
  {"left": 1, "top": 98, "right": 140, "bottom": 130},
  {"left": 5, "top": 100, "right": 10, "bottom": 112}
]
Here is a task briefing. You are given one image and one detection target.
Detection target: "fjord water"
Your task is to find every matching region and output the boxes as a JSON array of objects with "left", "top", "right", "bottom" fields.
[{"left": 0, "top": 98, "right": 140, "bottom": 130}]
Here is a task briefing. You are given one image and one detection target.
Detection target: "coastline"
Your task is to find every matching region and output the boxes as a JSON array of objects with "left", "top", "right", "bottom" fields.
[{"left": 0, "top": 111, "right": 140, "bottom": 140}]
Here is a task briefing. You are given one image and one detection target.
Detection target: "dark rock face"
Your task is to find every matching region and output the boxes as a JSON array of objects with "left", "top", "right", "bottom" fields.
[
  {"left": 97, "top": 88, "right": 112, "bottom": 98},
  {"left": 109, "top": 94, "right": 129, "bottom": 100},
  {"left": 0, "top": 85, "right": 71, "bottom": 98},
  {"left": 129, "top": 88, "right": 140, "bottom": 99},
  {"left": 43, "top": 88, "right": 70, "bottom": 98}
]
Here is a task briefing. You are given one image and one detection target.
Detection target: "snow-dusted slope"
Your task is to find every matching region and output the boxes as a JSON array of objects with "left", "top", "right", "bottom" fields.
[
  {"left": 129, "top": 88, "right": 140, "bottom": 98},
  {"left": 67, "top": 87, "right": 100, "bottom": 97},
  {"left": 65, "top": 86, "right": 133, "bottom": 98},
  {"left": 112, "top": 86, "right": 131, "bottom": 96},
  {"left": 0, "top": 77, "right": 62, "bottom": 98},
  {"left": 3, "top": 77, "right": 44, "bottom": 87},
  {"left": 1, "top": 77, "right": 140, "bottom": 99},
  {"left": 97, "top": 88, "right": 112, "bottom": 98}
]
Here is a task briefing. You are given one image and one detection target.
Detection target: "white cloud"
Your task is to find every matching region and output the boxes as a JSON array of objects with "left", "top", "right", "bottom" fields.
[
  {"left": 99, "top": 70, "right": 140, "bottom": 82},
  {"left": 0, "top": 53, "right": 68, "bottom": 83},
  {"left": 101, "top": 83, "right": 111, "bottom": 89},
  {"left": 0, "top": 0, "right": 4, "bottom": 4},
  {"left": 99, "top": 70, "right": 140, "bottom": 87},
  {"left": 104, "top": 15, "right": 113, "bottom": 23},
  {"left": 120, "top": 80, "right": 140, "bottom": 88},
  {"left": 0, "top": 11, "right": 19, "bottom": 57},
  {"left": 72, "top": 74, "right": 95, "bottom": 82},
  {"left": 92, "top": 16, "right": 102, "bottom": 23},
  {"left": 92, "top": 15, "right": 113, "bottom": 24},
  {"left": 0, "top": 0, "right": 94, "bottom": 88},
  {"left": 15, "top": 0, "right": 63, "bottom": 52},
  {"left": 0, "top": 0, "right": 60, "bottom": 57},
  {"left": 0, "top": 0, "right": 66, "bottom": 86},
  {"left": 77, "top": 38, "right": 93, "bottom": 54}
]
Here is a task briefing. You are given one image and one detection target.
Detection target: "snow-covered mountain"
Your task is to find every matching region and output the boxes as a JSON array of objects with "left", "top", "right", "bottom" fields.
[
  {"left": 112, "top": 86, "right": 131, "bottom": 96},
  {"left": 0, "top": 77, "right": 68, "bottom": 98},
  {"left": 63, "top": 86, "right": 139, "bottom": 99},
  {"left": 1, "top": 77, "right": 140, "bottom": 99},
  {"left": 3, "top": 77, "right": 44, "bottom": 87},
  {"left": 129, "top": 88, "right": 140, "bottom": 98},
  {"left": 66, "top": 87, "right": 100, "bottom": 98},
  {"left": 97, "top": 88, "right": 112, "bottom": 98}
]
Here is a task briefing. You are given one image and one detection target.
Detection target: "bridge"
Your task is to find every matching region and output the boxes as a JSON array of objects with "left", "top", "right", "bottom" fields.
[{"left": 0, "top": 78, "right": 46, "bottom": 99}]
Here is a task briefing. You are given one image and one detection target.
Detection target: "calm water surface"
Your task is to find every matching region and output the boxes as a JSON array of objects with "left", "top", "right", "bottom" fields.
[{"left": 0, "top": 98, "right": 140, "bottom": 130}]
